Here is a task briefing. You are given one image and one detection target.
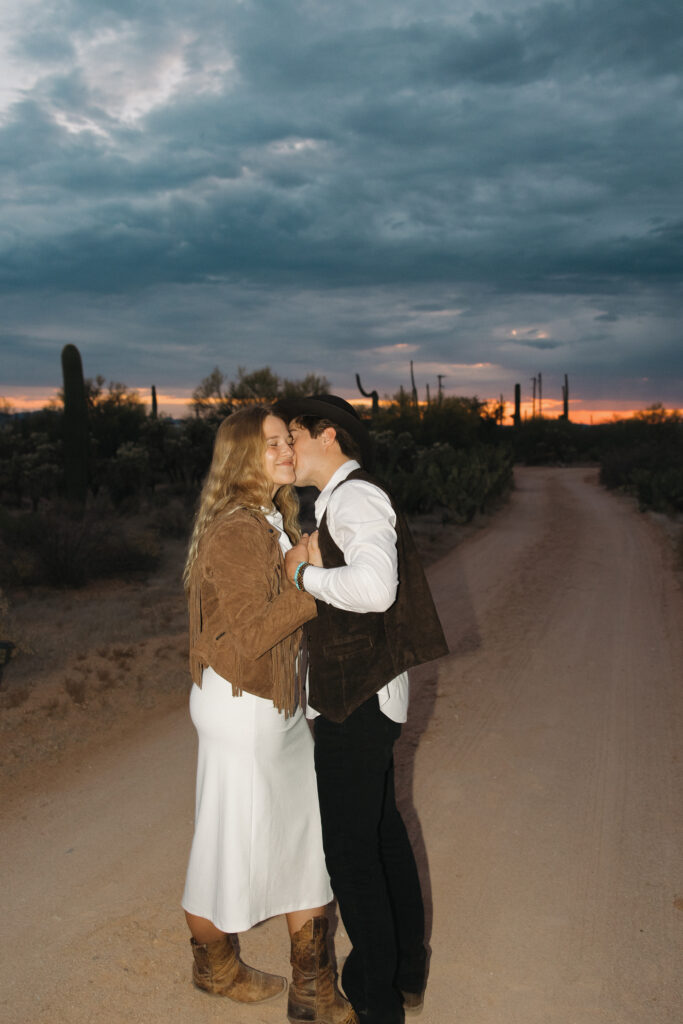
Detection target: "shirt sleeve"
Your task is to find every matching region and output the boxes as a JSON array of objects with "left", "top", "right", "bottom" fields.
[{"left": 302, "top": 480, "right": 398, "bottom": 613}]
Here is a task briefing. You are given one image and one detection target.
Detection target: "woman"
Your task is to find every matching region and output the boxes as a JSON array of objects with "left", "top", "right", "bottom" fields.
[{"left": 182, "top": 405, "right": 355, "bottom": 1024}]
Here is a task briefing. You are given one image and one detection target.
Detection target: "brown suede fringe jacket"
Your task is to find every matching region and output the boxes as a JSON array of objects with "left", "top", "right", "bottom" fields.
[{"left": 188, "top": 508, "right": 317, "bottom": 717}]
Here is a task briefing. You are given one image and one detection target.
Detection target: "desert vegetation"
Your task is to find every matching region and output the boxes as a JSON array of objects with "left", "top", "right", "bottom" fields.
[
  {"left": 0, "top": 354, "right": 515, "bottom": 589},
  {"left": 0, "top": 354, "right": 680, "bottom": 756},
  {"left": 1, "top": 348, "right": 681, "bottom": 593},
  {"left": 510, "top": 403, "right": 683, "bottom": 515},
  {"left": 596, "top": 405, "right": 683, "bottom": 515}
]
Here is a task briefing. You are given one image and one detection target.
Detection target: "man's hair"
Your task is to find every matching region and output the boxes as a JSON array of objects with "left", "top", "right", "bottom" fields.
[{"left": 292, "top": 415, "right": 363, "bottom": 463}]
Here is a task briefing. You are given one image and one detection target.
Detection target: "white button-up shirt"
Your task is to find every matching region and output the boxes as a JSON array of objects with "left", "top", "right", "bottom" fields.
[{"left": 303, "top": 460, "right": 409, "bottom": 723}]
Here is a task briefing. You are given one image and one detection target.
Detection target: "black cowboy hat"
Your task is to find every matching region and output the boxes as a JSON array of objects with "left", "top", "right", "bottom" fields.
[{"left": 274, "top": 394, "right": 373, "bottom": 468}]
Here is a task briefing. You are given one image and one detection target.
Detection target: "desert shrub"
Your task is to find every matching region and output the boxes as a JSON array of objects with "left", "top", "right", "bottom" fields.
[
  {"left": 511, "top": 418, "right": 592, "bottom": 465},
  {"left": 599, "top": 445, "right": 640, "bottom": 491},
  {"left": 599, "top": 412, "right": 683, "bottom": 514},
  {"left": 372, "top": 432, "right": 513, "bottom": 521},
  {"left": 85, "top": 378, "right": 148, "bottom": 459},
  {"left": 149, "top": 494, "right": 194, "bottom": 539},
  {"left": 0, "top": 589, "right": 18, "bottom": 686},
  {"left": 419, "top": 397, "right": 489, "bottom": 448},
  {"left": 64, "top": 677, "right": 87, "bottom": 704},
  {"left": 99, "top": 442, "right": 151, "bottom": 506},
  {"left": 0, "top": 425, "right": 65, "bottom": 508},
  {"left": 371, "top": 395, "right": 490, "bottom": 448},
  {"left": 631, "top": 467, "right": 683, "bottom": 514},
  {"left": 0, "top": 686, "right": 29, "bottom": 709},
  {"left": 0, "top": 504, "right": 161, "bottom": 588},
  {"left": 440, "top": 444, "right": 514, "bottom": 521}
]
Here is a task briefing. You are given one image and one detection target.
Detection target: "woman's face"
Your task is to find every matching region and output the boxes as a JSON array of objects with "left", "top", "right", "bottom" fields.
[{"left": 262, "top": 414, "right": 296, "bottom": 495}]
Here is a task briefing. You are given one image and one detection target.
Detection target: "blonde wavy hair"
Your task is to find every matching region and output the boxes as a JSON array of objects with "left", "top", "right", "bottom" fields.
[{"left": 183, "top": 405, "right": 301, "bottom": 591}]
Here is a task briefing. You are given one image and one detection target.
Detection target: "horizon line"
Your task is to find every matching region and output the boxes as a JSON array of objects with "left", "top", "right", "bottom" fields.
[{"left": 1, "top": 386, "right": 679, "bottom": 427}]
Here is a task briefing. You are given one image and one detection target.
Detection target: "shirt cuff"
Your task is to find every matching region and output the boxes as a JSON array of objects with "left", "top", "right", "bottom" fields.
[{"left": 301, "top": 564, "right": 325, "bottom": 597}]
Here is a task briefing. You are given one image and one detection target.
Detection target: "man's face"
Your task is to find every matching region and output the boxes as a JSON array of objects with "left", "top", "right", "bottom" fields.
[{"left": 289, "top": 422, "right": 324, "bottom": 487}]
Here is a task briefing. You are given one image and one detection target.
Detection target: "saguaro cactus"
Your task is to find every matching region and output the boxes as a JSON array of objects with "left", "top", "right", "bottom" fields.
[
  {"left": 410, "top": 360, "right": 418, "bottom": 408},
  {"left": 61, "top": 344, "right": 88, "bottom": 508},
  {"left": 514, "top": 383, "right": 521, "bottom": 426},
  {"left": 562, "top": 374, "right": 569, "bottom": 421},
  {"left": 355, "top": 373, "right": 379, "bottom": 415},
  {"left": 151, "top": 384, "right": 158, "bottom": 419}
]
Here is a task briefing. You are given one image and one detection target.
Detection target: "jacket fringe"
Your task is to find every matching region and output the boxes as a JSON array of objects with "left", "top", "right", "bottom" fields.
[
  {"left": 189, "top": 571, "right": 204, "bottom": 687},
  {"left": 268, "top": 626, "right": 302, "bottom": 718},
  {"left": 187, "top": 511, "right": 311, "bottom": 719}
]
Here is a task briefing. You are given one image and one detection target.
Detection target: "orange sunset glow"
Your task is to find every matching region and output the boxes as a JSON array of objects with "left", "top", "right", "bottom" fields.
[
  {"left": 1, "top": 386, "right": 673, "bottom": 426},
  {"left": 1, "top": 387, "right": 193, "bottom": 417}
]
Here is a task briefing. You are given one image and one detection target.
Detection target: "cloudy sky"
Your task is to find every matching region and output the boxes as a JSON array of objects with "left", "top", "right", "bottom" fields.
[{"left": 1, "top": 0, "right": 682, "bottom": 420}]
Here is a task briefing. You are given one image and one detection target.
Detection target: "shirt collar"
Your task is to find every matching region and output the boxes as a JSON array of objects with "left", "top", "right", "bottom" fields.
[
  {"left": 314, "top": 460, "right": 360, "bottom": 525},
  {"left": 263, "top": 506, "right": 283, "bottom": 528}
]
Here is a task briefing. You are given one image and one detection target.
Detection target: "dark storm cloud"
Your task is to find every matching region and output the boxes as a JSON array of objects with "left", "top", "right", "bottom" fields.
[
  {"left": 1, "top": 0, "right": 682, "bottom": 407},
  {"left": 595, "top": 312, "right": 619, "bottom": 323}
]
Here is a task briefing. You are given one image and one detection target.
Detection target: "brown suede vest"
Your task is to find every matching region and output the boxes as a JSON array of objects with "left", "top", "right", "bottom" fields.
[{"left": 306, "top": 468, "right": 449, "bottom": 723}]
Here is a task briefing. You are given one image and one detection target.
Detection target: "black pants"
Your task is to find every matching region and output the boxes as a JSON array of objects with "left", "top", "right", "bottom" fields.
[{"left": 314, "top": 696, "right": 426, "bottom": 1024}]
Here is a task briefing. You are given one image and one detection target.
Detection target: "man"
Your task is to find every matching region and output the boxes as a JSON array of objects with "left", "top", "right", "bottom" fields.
[{"left": 276, "top": 395, "right": 448, "bottom": 1024}]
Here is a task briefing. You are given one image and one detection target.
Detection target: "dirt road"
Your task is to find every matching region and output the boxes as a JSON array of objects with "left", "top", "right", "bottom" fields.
[{"left": 2, "top": 467, "right": 682, "bottom": 1023}]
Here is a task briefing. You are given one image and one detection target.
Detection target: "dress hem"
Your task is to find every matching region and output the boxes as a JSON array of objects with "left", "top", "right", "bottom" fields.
[{"left": 181, "top": 890, "right": 334, "bottom": 935}]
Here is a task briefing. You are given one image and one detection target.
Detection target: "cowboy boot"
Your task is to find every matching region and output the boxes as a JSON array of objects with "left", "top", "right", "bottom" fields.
[
  {"left": 190, "top": 934, "right": 286, "bottom": 1002},
  {"left": 288, "top": 916, "right": 358, "bottom": 1024}
]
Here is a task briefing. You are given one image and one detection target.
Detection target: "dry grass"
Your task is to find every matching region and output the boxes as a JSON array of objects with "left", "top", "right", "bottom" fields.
[
  {"left": 0, "top": 537, "right": 189, "bottom": 783},
  {"left": 111, "top": 646, "right": 135, "bottom": 661},
  {"left": 96, "top": 666, "right": 114, "bottom": 689},
  {"left": 5, "top": 539, "right": 186, "bottom": 685},
  {"left": 0, "top": 687, "right": 29, "bottom": 710},
  {"left": 64, "top": 677, "right": 87, "bottom": 705}
]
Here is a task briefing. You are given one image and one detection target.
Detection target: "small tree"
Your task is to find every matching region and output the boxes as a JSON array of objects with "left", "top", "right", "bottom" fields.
[
  {"left": 190, "top": 367, "right": 233, "bottom": 419},
  {"left": 84, "top": 377, "right": 147, "bottom": 460},
  {"left": 230, "top": 366, "right": 281, "bottom": 402},
  {"left": 634, "top": 402, "right": 680, "bottom": 425},
  {"left": 281, "top": 373, "right": 330, "bottom": 397},
  {"left": 191, "top": 366, "right": 330, "bottom": 415}
]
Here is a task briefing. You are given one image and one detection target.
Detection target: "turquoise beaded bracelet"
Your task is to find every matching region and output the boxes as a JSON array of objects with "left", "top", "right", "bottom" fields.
[{"left": 294, "top": 560, "right": 310, "bottom": 591}]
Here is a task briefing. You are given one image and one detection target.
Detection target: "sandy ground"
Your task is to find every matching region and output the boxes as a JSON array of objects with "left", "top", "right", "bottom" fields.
[{"left": 1, "top": 466, "right": 682, "bottom": 1024}]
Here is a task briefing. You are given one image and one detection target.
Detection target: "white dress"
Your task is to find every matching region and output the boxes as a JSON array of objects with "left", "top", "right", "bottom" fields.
[{"left": 181, "top": 510, "right": 332, "bottom": 934}]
